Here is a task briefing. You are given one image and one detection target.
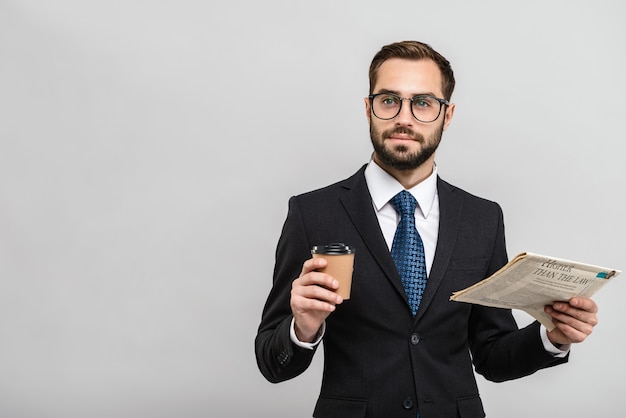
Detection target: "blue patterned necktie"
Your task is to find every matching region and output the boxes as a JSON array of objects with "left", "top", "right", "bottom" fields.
[{"left": 390, "top": 190, "right": 427, "bottom": 316}]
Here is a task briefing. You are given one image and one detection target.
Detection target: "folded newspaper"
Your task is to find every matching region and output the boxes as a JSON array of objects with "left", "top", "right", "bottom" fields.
[{"left": 450, "top": 252, "right": 620, "bottom": 331}]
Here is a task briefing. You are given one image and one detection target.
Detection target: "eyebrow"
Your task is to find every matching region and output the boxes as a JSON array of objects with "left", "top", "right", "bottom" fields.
[
  {"left": 376, "top": 88, "right": 400, "bottom": 95},
  {"left": 375, "top": 88, "right": 438, "bottom": 98}
]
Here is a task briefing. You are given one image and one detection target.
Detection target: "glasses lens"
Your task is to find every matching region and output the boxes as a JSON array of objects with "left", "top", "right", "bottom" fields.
[
  {"left": 411, "top": 96, "right": 441, "bottom": 122},
  {"left": 372, "top": 94, "right": 401, "bottom": 119}
]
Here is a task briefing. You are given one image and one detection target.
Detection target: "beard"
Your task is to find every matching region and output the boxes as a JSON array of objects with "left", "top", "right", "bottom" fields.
[{"left": 370, "top": 122, "right": 444, "bottom": 171}]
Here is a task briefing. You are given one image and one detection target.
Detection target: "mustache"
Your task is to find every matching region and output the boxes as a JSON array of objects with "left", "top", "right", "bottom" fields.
[{"left": 382, "top": 127, "right": 422, "bottom": 142}]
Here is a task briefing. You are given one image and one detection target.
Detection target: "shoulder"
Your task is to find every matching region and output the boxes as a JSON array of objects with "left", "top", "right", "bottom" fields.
[
  {"left": 437, "top": 176, "right": 503, "bottom": 216},
  {"left": 292, "top": 165, "right": 367, "bottom": 202}
]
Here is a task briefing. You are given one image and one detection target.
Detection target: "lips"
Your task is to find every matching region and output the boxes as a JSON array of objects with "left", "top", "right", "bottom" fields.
[
  {"left": 388, "top": 134, "right": 415, "bottom": 141},
  {"left": 384, "top": 128, "right": 419, "bottom": 141}
]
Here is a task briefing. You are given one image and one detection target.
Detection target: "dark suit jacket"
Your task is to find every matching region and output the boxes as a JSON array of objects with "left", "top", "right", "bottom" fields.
[{"left": 255, "top": 165, "right": 567, "bottom": 418}]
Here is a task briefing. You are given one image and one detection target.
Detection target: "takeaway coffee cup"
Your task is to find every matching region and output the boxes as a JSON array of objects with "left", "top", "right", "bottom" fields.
[{"left": 311, "top": 243, "right": 355, "bottom": 299}]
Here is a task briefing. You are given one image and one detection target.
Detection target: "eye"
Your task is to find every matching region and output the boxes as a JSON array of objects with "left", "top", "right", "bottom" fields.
[
  {"left": 379, "top": 95, "right": 400, "bottom": 106},
  {"left": 413, "top": 96, "right": 434, "bottom": 108}
]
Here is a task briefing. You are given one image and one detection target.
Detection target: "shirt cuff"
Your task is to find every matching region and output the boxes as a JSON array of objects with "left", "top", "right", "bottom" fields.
[
  {"left": 540, "top": 326, "right": 570, "bottom": 357},
  {"left": 290, "top": 318, "right": 325, "bottom": 350}
]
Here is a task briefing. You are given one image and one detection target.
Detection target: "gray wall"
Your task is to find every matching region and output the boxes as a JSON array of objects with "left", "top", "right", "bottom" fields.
[{"left": 1, "top": 1, "right": 624, "bottom": 417}]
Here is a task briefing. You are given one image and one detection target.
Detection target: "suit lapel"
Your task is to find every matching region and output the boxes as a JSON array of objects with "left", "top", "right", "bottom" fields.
[{"left": 339, "top": 166, "right": 408, "bottom": 302}]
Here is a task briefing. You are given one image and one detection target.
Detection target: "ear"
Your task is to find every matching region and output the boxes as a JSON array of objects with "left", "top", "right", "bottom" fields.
[
  {"left": 364, "top": 97, "right": 372, "bottom": 123},
  {"left": 442, "top": 102, "right": 455, "bottom": 131}
]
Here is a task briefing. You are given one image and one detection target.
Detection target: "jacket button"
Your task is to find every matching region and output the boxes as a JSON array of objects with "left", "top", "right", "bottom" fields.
[
  {"left": 410, "top": 333, "right": 420, "bottom": 345},
  {"left": 402, "top": 397, "right": 414, "bottom": 410}
]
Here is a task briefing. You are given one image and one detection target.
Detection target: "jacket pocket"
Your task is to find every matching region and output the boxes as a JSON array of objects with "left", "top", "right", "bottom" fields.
[{"left": 313, "top": 395, "right": 367, "bottom": 418}]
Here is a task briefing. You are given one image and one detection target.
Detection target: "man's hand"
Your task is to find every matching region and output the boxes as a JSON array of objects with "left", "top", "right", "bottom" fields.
[
  {"left": 290, "top": 257, "right": 343, "bottom": 343},
  {"left": 545, "top": 297, "right": 598, "bottom": 347}
]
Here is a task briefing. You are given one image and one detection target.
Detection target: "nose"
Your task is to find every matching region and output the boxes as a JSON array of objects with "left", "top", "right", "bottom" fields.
[{"left": 395, "top": 98, "right": 414, "bottom": 126}]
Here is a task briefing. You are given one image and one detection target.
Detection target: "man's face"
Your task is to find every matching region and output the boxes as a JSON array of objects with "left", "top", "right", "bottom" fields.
[{"left": 365, "top": 58, "right": 455, "bottom": 172}]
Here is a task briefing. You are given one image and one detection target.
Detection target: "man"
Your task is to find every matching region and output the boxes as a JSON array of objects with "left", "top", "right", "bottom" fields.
[{"left": 255, "top": 41, "right": 598, "bottom": 418}]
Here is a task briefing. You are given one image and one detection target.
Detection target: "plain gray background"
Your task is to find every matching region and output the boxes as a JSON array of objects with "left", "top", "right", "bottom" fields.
[{"left": 1, "top": 1, "right": 624, "bottom": 417}]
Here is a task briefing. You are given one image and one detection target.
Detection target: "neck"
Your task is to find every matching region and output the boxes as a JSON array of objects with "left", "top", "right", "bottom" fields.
[{"left": 373, "top": 154, "right": 435, "bottom": 189}]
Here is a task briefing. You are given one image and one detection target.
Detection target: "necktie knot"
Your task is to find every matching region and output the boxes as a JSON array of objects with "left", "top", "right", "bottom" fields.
[{"left": 390, "top": 190, "right": 417, "bottom": 218}]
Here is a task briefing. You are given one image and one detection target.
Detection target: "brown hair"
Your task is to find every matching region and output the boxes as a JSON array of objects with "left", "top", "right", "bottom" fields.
[{"left": 369, "top": 40, "right": 455, "bottom": 100}]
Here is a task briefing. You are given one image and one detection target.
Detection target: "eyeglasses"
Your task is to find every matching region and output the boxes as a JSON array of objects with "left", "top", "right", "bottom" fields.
[{"left": 368, "top": 93, "right": 449, "bottom": 123}]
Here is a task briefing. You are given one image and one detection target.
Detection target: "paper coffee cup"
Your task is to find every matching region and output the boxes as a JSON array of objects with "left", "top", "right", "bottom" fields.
[{"left": 311, "top": 243, "right": 355, "bottom": 299}]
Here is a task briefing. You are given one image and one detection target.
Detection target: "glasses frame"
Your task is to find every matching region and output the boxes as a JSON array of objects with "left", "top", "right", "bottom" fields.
[{"left": 368, "top": 93, "right": 450, "bottom": 123}]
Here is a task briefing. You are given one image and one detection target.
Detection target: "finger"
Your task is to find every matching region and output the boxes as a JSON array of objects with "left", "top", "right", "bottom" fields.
[
  {"left": 550, "top": 318, "right": 592, "bottom": 344},
  {"left": 545, "top": 306, "right": 595, "bottom": 335},
  {"left": 292, "top": 291, "right": 339, "bottom": 313},
  {"left": 551, "top": 310, "right": 595, "bottom": 332},
  {"left": 549, "top": 302, "right": 599, "bottom": 327},
  {"left": 569, "top": 297, "right": 598, "bottom": 313},
  {"left": 296, "top": 270, "right": 339, "bottom": 292},
  {"left": 300, "top": 257, "right": 328, "bottom": 276},
  {"left": 293, "top": 277, "right": 343, "bottom": 304}
]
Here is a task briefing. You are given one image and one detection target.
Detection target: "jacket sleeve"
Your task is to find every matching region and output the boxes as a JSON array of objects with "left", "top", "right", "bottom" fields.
[
  {"left": 255, "top": 196, "right": 319, "bottom": 383},
  {"left": 468, "top": 202, "right": 568, "bottom": 382}
]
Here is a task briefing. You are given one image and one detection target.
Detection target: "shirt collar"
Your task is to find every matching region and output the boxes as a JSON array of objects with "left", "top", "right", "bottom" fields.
[{"left": 364, "top": 159, "right": 438, "bottom": 218}]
